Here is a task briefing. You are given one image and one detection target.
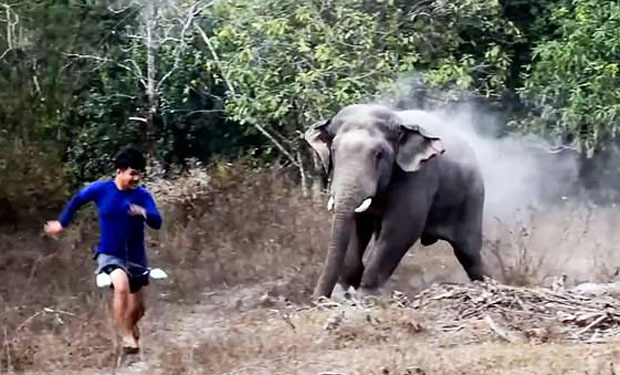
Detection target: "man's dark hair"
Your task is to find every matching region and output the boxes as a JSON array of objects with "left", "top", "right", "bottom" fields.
[{"left": 114, "top": 146, "right": 146, "bottom": 171}]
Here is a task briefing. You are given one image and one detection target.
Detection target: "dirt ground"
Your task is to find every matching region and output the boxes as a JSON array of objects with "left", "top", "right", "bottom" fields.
[
  {"left": 15, "top": 245, "right": 620, "bottom": 375},
  {"left": 24, "top": 278, "right": 619, "bottom": 375},
  {"left": 3, "top": 171, "right": 620, "bottom": 375}
]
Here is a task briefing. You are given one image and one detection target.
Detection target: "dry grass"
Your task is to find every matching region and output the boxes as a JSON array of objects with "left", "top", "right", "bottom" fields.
[
  {"left": 144, "top": 292, "right": 620, "bottom": 375},
  {"left": 1, "top": 164, "right": 620, "bottom": 373},
  {"left": 149, "top": 164, "right": 327, "bottom": 303},
  {"left": 0, "top": 225, "right": 111, "bottom": 371},
  {"left": 0, "top": 164, "right": 328, "bottom": 372},
  {"left": 480, "top": 203, "right": 620, "bottom": 287}
]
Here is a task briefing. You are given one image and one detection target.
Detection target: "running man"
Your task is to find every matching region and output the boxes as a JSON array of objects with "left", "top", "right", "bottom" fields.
[{"left": 44, "top": 146, "right": 162, "bottom": 354}]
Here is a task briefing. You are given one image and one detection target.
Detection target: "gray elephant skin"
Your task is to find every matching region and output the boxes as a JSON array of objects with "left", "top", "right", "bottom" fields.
[{"left": 305, "top": 104, "right": 487, "bottom": 298}]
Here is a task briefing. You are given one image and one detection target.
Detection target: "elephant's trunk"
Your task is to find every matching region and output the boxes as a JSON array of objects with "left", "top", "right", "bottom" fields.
[
  {"left": 313, "top": 208, "right": 353, "bottom": 298},
  {"left": 314, "top": 180, "right": 369, "bottom": 298}
]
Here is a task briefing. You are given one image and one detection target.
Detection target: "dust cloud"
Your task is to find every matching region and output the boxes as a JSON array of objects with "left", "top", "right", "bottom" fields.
[
  {"left": 378, "top": 81, "right": 620, "bottom": 284},
  {"left": 378, "top": 81, "right": 581, "bottom": 223},
  {"left": 425, "top": 103, "right": 579, "bottom": 223}
]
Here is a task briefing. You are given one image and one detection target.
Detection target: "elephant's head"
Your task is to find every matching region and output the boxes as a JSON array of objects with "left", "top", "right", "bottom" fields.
[{"left": 305, "top": 104, "right": 445, "bottom": 298}]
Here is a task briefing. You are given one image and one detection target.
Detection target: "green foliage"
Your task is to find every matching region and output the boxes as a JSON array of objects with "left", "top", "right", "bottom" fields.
[
  {"left": 0, "top": 1, "right": 147, "bottom": 182},
  {"left": 3, "top": 0, "right": 620, "bottom": 197},
  {"left": 206, "top": 0, "right": 520, "bottom": 157},
  {"left": 422, "top": 0, "right": 522, "bottom": 97},
  {"left": 208, "top": 0, "right": 406, "bottom": 144},
  {"left": 156, "top": 35, "right": 246, "bottom": 165},
  {"left": 0, "top": 139, "right": 69, "bottom": 223},
  {"left": 518, "top": 0, "right": 620, "bottom": 155},
  {"left": 56, "top": 3, "right": 150, "bottom": 181},
  {"left": 64, "top": 88, "right": 145, "bottom": 181},
  {"left": 56, "top": 4, "right": 248, "bottom": 181},
  {"left": 0, "top": 1, "right": 131, "bottom": 140}
]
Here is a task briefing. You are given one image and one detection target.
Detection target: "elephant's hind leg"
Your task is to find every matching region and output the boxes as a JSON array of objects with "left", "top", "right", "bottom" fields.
[
  {"left": 449, "top": 237, "right": 486, "bottom": 281},
  {"left": 450, "top": 190, "right": 487, "bottom": 281}
]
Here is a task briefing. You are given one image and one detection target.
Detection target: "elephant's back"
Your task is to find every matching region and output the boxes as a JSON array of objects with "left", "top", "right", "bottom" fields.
[
  {"left": 396, "top": 110, "right": 479, "bottom": 167},
  {"left": 398, "top": 111, "right": 484, "bottom": 215}
]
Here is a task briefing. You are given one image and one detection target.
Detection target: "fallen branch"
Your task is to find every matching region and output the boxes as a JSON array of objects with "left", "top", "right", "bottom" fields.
[
  {"left": 576, "top": 313, "right": 608, "bottom": 336},
  {"left": 484, "top": 314, "right": 522, "bottom": 343}
]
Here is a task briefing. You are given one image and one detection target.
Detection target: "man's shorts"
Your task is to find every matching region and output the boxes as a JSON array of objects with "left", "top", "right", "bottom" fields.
[{"left": 95, "top": 253, "right": 150, "bottom": 293}]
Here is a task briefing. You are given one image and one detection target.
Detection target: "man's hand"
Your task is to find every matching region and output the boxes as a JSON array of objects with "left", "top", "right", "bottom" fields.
[
  {"left": 44, "top": 221, "right": 63, "bottom": 239},
  {"left": 128, "top": 204, "right": 147, "bottom": 219}
]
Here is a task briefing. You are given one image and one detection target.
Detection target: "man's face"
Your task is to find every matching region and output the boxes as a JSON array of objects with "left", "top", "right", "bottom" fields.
[{"left": 116, "top": 167, "right": 142, "bottom": 189}]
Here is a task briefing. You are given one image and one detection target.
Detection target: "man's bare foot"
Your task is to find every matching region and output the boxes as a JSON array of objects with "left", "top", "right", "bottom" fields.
[{"left": 121, "top": 335, "right": 139, "bottom": 355}]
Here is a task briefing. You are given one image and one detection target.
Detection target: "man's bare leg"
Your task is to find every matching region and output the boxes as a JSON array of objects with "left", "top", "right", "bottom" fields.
[
  {"left": 127, "top": 289, "right": 145, "bottom": 342},
  {"left": 109, "top": 269, "right": 138, "bottom": 351}
]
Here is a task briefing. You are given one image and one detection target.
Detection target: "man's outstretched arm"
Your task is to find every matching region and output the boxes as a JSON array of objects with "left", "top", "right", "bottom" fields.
[{"left": 45, "top": 182, "right": 102, "bottom": 237}]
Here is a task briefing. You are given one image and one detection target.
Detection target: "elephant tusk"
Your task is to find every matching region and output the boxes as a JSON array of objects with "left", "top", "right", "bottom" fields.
[
  {"left": 354, "top": 198, "right": 372, "bottom": 213},
  {"left": 327, "top": 196, "right": 335, "bottom": 212}
]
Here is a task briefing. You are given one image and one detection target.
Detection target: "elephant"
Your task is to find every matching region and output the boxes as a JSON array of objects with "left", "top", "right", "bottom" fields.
[{"left": 305, "top": 104, "right": 487, "bottom": 298}]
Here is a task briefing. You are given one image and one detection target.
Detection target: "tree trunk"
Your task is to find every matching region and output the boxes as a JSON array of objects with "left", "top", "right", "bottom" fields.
[
  {"left": 297, "top": 151, "right": 309, "bottom": 198},
  {"left": 311, "top": 153, "right": 325, "bottom": 203},
  {"left": 145, "top": 0, "right": 159, "bottom": 156}
]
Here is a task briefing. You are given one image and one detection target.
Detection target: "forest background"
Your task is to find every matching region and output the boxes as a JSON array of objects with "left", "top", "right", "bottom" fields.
[{"left": 3, "top": 0, "right": 620, "bottom": 219}]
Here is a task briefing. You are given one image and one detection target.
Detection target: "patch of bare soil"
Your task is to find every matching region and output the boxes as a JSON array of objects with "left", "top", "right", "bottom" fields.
[
  {"left": 7, "top": 170, "right": 620, "bottom": 375},
  {"left": 33, "top": 278, "right": 619, "bottom": 375}
]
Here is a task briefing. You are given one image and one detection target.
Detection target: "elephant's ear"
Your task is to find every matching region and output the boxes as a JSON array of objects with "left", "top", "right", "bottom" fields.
[
  {"left": 396, "top": 124, "right": 445, "bottom": 172},
  {"left": 304, "top": 119, "right": 332, "bottom": 173}
]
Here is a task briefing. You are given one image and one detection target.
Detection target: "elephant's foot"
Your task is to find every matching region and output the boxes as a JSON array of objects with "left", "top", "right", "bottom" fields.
[
  {"left": 331, "top": 283, "right": 348, "bottom": 301},
  {"left": 465, "top": 264, "right": 490, "bottom": 282},
  {"left": 331, "top": 283, "right": 357, "bottom": 302},
  {"left": 355, "top": 286, "right": 383, "bottom": 299}
]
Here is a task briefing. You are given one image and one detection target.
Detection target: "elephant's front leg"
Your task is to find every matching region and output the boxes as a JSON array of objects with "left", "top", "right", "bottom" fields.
[
  {"left": 339, "top": 214, "right": 375, "bottom": 290},
  {"left": 359, "top": 205, "right": 428, "bottom": 293}
]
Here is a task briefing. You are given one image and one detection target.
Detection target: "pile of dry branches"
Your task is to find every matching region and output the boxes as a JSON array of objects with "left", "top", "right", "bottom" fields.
[{"left": 411, "top": 278, "right": 620, "bottom": 343}]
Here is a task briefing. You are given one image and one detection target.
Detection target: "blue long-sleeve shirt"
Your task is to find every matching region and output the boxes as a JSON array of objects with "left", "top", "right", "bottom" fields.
[{"left": 59, "top": 180, "right": 162, "bottom": 266}]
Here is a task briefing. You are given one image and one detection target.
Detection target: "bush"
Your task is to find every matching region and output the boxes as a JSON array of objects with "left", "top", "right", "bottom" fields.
[{"left": 0, "top": 139, "right": 69, "bottom": 227}]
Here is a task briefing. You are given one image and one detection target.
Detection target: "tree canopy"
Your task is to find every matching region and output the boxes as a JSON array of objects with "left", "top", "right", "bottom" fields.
[{"left": 1, "top": 0, "right": 619, "bottom": 202}]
